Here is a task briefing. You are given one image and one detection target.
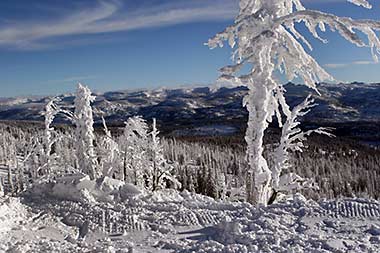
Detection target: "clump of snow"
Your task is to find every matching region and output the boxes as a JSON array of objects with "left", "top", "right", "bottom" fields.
[
  {"left": 51, "top": 174, "right": 97, "bottom": 203},
  {"left": 119, "top": 183, "right": 143, "bottom": 200},
  {"left": 29, "top": 174, "right": 142, "bottom": 204},
  {"left": 0, "top": 197, "right": 28, "bottom": 234}
]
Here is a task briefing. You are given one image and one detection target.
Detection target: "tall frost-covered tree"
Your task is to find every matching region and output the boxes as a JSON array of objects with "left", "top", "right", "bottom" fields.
[
  {"left": 146, "top": 118, "right": 180, "bottom": 191},
  {"left": 119, "top": 116, "right": 149, "bottom": 187},
  {"left": 99, "top": 117, "right": 120, "bottom": 178},
  {"left": 41, "top": 98, "right": 74, "bottom": 176},
  {"left": 74, "top": 83, "right": 99, "bottom": 180},
  {"left": 208, "top": 0, "right": 380, "bottom": 205},
  {"left": 41, "top": 98, "right": 60, "bottom": 175}
]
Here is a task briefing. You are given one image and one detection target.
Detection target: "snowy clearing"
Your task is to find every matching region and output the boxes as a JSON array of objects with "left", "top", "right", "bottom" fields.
[{"left": 1, "top": 179, "right": 379, "bottom": 252}]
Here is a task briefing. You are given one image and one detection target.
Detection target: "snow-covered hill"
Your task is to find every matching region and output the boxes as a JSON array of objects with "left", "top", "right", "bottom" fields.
[{"left": 0, "top": 82, "right": 379, "bottom": 126}]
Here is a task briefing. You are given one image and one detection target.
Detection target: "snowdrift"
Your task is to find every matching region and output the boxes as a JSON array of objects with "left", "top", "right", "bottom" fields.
[{"left": 28, "top": 174, "right": 142, "bottom": 204}]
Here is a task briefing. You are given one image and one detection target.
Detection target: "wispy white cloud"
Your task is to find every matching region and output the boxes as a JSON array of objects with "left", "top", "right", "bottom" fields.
[
  {"left": 303, "top": 0, "right": 348, "bottom": 4},
  {"left": 352, "top": 60, "right": 375, "bottom": 65},
  {"left": 324, "top": 60, "right": 376, "bottom": 68},
  {"left": 60, "top": 75, "right": 97, "bottom": 83},
  {"left": 324, "top": 63, "right": 349, "bottom": 68},
  {"left": 0, "top": 0, "right": 237, "bottom": 50},
  {"left": 47, "top": 75, "right": 98, "bottom": 84},
  {"left": 0, "top": 0, "right": 358, "bottom": 50}
]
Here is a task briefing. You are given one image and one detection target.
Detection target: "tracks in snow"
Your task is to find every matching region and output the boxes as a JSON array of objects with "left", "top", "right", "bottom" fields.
[
  {"left": 317, "top": 199, "right": 380, "bottom": 219},
  {"left": 26, "top": 196, "right": 231, "bottom": 235}
]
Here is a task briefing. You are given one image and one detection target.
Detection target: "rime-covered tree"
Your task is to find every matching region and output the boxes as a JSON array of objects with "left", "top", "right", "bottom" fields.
[
  {"left": 54, "top": 129, "right": 77, "bottom": 174},
  {"left": 119, "top": 116, "right": 149, "bottom": 187},
  {"left": 146, "top": 118, "right": 180, "bottom": 191},
  {"left": 74, "top": 83, "right": 99, "bottom": 180},
  {"left": 270, "top": 96, "right": 333, "bottom": 204},
  {"left": 0, "top": 130, "right": 17, "bottom": 169},
  {"left": 41, "top": 98, "right": 60, "bottom": 175},
  {"left": 99, "top": 117, "right": 120, "bottom": 178},
  {"left": 208, "top": 0, "right": 380, "bottom": 205}
]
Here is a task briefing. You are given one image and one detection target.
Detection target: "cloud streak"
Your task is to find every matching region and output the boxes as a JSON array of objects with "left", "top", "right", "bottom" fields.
[
  {"left": 0, "top": 0, "right": 237, "bottom": 50},
  {"left": 0, "top": 0, "right": 360, "bottom": 50},
  {"left": 46, "top": 75, "right": 98, "bottom": 84},
  {"left": 324, "top": 60, "right": 377, "bottom": 68}
]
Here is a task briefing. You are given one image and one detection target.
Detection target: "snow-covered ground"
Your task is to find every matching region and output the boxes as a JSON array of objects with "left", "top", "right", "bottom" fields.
[{"left": 1, "top": 176, "right": 379, "bottom": 252}]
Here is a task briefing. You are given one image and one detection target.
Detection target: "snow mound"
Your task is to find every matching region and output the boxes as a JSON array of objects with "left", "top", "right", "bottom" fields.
[{"left": 29, "top": 174, "right": 142, "bottom": 204}]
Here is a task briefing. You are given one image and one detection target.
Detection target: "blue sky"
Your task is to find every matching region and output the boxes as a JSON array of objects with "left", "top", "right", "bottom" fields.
[{"left": 0, "top": 0, "right": 379, "bottom": 97}]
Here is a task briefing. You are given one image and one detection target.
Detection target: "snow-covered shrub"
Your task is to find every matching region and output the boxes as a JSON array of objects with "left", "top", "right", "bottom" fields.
[{"left": 208, "top": 0, "right": 380, "bottom": 205}]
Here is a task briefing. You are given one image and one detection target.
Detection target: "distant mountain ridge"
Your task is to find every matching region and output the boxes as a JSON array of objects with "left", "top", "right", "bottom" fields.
[{"left": 0, "top": 82, "right": 379, "bottom": 135}]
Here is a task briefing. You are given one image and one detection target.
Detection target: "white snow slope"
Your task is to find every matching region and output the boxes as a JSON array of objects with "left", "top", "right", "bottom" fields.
[{"left": 0, "top": 179, "right": 380, "bottom": 253}]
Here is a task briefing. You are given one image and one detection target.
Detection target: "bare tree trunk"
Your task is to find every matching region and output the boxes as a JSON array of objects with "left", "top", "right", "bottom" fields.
[
  {"left": 8, "top": 167, "right": 14, "bottom": 196},
  {"left": 123, "top": 151, "right": 127, "bottom": 182},
  {"left": 0, "top": 177, "right": 4, "bottom": 196}
]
